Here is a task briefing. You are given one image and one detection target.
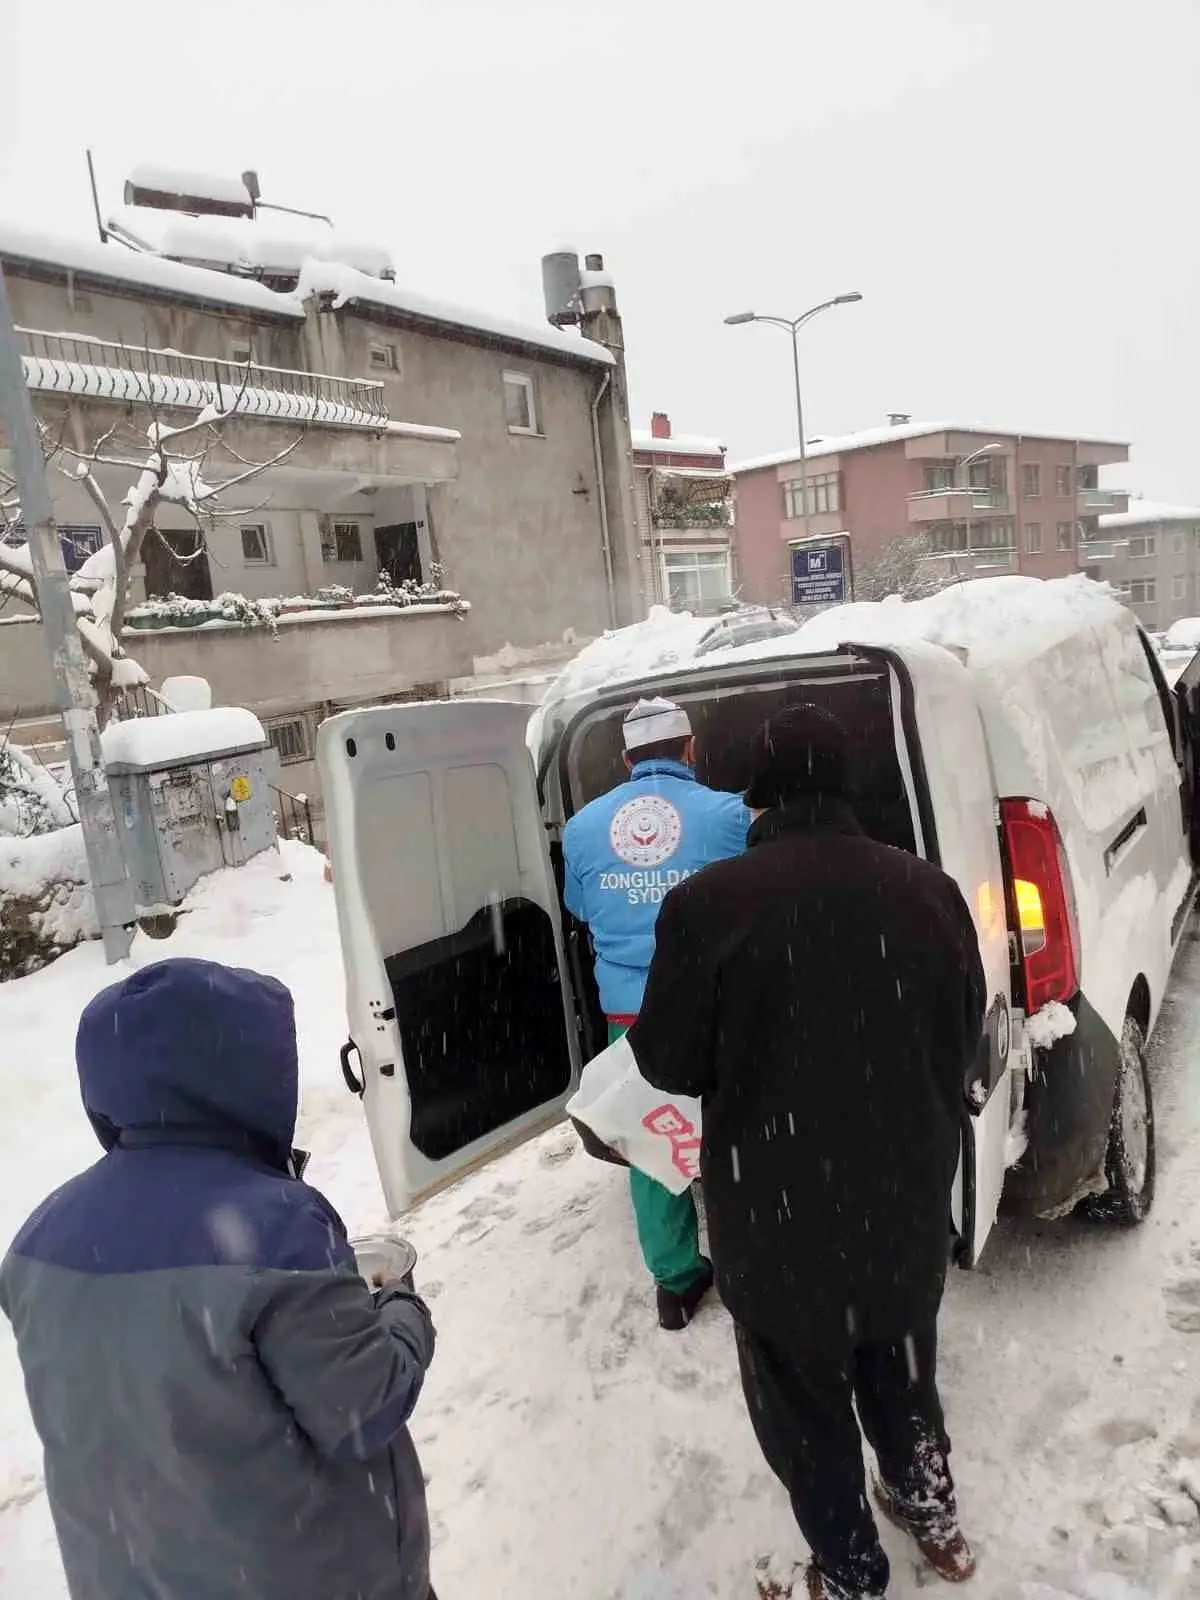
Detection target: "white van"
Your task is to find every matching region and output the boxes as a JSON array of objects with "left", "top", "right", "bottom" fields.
[{"left": 317, "top": 577, "right": 1199, "bottom": 1268}]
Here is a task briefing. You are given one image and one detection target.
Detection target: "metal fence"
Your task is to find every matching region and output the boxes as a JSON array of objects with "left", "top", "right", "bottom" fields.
[{"left": 17, "top": 326, "right": 390, "bottom": 429}]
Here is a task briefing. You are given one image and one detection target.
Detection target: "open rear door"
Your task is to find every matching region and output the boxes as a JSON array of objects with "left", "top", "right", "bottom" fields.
[
  {"left": 317, "top": 700, "right": 581, "bottom": 1216},
  {"left": 889, "top": 642, "right": 1015, "bottom": 1267}
]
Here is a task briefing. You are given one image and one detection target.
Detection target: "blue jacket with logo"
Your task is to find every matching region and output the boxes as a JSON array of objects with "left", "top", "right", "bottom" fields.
[{"left": 562, "top": 758, "right": 751, "bottom": 1017}]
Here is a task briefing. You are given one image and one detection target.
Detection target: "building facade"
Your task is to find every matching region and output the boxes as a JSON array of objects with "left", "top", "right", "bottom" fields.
[
  {"left": 729, "top": 419, "right": 1130, "bottom": 606},
  {"left": 631, "top": 413, "right": 733, "bottom": 614},
  {"left": 0, "top": 196, "right": 644, "bottom": 830},
  {"left": 1092, "top": 501, "right": 1200, "bottom": 632}
]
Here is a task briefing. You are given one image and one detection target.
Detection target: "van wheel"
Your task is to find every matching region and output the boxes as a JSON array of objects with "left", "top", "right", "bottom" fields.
[{"left": 1080, "top": 1017, "right": 1155, "bottom": 1226}]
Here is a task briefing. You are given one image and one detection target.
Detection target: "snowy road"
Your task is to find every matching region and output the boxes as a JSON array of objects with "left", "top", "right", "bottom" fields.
[{"left": 1, "top": 845, "right": 1199, "bottom": 1598}]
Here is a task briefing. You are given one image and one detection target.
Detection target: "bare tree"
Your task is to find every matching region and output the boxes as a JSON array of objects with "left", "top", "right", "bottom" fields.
[
  {"left": 0, "top": 379, "right": 302, "bottom": 727},
  {"left": 853, "top": 532, "right": 958, "bottom": 603}
]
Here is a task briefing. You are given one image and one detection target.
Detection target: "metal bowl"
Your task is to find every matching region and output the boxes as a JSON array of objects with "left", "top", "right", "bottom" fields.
[{"left": 351, "top": 1233, "right": 418, "bottom": 1288}]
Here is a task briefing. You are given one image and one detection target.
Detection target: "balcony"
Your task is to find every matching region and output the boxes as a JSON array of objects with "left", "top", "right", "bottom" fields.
[
  {"left": 1078, "top": 488, "right": 1128, "bottom": 515},
  {"left": 17, "top": 326, "right": 392, "bottom": 430},
  {"left": 0, "top": 602, "right": 474, "bottom": 723},
  {"left": 907, "top": 487, "right": 1010, "bottom": 523}
]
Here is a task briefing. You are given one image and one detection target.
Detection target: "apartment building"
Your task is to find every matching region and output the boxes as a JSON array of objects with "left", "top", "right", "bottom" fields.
[
  {"left": 729, "top": 417, "right": 1129, "bottom": 606},
  {"left": 1093, "top": 501, "right": 1200, "bottom": 631},
  {"left": 0, "top": 170, "right": 644, "bottom": 827},
  {"left": 631, "top": 413, "right": 732, "bottom": 613}
]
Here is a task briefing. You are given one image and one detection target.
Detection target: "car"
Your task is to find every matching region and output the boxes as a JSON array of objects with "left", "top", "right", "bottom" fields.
[{"left": 318, "top": 576, "right": 1200, "bottom": 1268}]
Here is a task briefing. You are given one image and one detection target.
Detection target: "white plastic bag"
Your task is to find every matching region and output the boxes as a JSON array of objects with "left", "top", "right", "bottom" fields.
[{"left": 565, "top": 1032, "right": 703, "bottom": 1195}]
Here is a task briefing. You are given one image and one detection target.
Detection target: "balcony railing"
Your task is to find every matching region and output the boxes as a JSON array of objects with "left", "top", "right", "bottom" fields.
[
  {"left": 17, "top": 326, "right": 391, "bottom": 430},
  {"left": 1079, "top": 489, "right": 1124, "bottom": 511},
  {"left": 908, "top": 487, "right": 1009, "bottom": 522}
]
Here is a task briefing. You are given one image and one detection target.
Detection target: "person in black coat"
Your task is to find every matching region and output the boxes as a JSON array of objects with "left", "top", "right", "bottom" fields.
[{"left": 629, "top": 704, "right": 986, "bottom": 1600}]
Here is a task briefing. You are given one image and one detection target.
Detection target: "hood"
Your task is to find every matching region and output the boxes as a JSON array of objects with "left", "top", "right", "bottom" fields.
[{"left": 77, "top": 957, "right": 299, "bottom": 1157}]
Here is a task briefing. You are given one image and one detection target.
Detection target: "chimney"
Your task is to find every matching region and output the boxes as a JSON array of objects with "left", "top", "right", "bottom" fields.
[
  {"left": 887, "top": 412, "right": 912, "bottom": 427},
  {"left": 651, "top": 412, "right": 671, "bottom": 440}
]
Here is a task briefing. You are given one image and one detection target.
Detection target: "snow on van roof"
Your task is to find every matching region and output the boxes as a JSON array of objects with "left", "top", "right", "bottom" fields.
[
  {"left": 1099, "top": 499, "right": 1200, "bottom": 529},
  {"left": 730, "top": 420, "right": 1130, "bottom": 474},
  {"left": 536, "top": 577, "right": 1131, "bottom": 711}
]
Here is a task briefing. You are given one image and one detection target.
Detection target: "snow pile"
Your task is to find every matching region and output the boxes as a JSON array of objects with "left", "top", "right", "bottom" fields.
[
  {"left": 100, "top": 707, "right": 266, "bottom": 769},
  {"left": 0, "top": 825, "right": 94, "bottom": 978},
  {"left": 125, "top": 165, "right": 252, "bottom": 209},
  {"left": 1027, "top": 1001, "right": 1080, "bottom": 1051},
  {"left": 0, "top": 745, "right": 75, "bottom": 839}
]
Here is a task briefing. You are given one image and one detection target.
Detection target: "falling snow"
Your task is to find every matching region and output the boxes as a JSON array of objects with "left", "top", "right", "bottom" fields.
[{"left": 1, "top": 842, "right": 1200, "bottom": 1598}]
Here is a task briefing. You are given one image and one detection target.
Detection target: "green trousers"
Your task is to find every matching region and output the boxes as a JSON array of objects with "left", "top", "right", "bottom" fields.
[{"left": 609, "top": 1020, "right": 705, "bottom": 1294}]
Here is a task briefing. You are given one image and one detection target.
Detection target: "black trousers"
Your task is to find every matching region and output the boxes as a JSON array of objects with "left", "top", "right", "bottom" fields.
[{"left": 734, "top": 1321, "right": 956, "bottom": 1598}]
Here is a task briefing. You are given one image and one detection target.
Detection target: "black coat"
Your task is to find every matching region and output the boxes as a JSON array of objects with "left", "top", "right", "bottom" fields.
[{"left": 630, "top": 797, "right": 986, "bottom": 1354}]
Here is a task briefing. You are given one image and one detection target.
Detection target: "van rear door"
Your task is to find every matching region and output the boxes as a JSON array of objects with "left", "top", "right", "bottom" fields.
[
  {"left": 550, "top": 641, "right": 1014, "bottom": 1267},
  {"left": 317, "top": 700, "right": 581, "bottom": 1217}
]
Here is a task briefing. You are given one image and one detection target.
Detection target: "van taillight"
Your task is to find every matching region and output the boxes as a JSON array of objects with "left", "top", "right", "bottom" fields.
[{"left": 999, "top": 799, "right": 1080, "bottom": 1012}]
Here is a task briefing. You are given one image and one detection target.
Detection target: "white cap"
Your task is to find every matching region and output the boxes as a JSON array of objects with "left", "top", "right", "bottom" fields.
[{"left": 623, "top": 697, "right": 692, "bottom": 752}]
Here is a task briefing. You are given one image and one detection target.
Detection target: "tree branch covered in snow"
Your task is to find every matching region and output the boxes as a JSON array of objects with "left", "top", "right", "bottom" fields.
[
  {"left": 853, "top": 533, "right": 954, "bottom": 603},
  {"left": 0, "top": 386, "right": 305, "bottom": 726}
]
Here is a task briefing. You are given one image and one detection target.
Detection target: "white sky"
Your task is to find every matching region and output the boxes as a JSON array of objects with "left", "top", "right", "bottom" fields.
[{"left": 2, "top": 0, "right": 1197, "bottom": 500}]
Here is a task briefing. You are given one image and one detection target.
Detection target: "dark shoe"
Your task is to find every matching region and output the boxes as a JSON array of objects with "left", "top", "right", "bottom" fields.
[
  {"left": 656, "top": 1258, "right": 714, "bottom": 1330},
  {"left": 872, "top": 1479, "right": 976, "bottom": 1581},
  {"left": 803, "top": 1565, "right": 873, "bottom": 1600}
]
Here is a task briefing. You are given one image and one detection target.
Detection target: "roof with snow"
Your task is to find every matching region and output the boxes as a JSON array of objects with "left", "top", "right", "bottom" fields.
[
  {"left": 0, "top": 221, "right": 304, "bottom": 320},
  {"left": 730, "top": 420, "right": 1130, "bottom": 475},
  {"left": 0, "top": 221, "right": 612, "bottom": 368},
  {"left": 1099, "top": 499, "right": 1200, "bottom": 529},
  {"left": 632, "top": 431, "right": 725, "bottom": 457}
]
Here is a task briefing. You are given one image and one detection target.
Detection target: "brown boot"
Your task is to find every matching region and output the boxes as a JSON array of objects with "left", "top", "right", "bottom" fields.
[{"left": 872, "top": 1480, "right": 976, "bottom": 1581}]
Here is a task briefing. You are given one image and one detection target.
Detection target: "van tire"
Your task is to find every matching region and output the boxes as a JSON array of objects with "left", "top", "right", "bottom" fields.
[{"left": 1080, "top": 1016, "right": 1155, "bottom": 1227}]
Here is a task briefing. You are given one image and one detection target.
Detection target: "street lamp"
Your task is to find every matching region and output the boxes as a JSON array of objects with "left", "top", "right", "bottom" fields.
[{"left": 724, "top": 293, "right": 863, "bottom": 543}]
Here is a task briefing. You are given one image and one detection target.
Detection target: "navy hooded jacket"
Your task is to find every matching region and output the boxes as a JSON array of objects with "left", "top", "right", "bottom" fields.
[{"left": 0, "top": 957, "right": 436, "bottom": 1600}]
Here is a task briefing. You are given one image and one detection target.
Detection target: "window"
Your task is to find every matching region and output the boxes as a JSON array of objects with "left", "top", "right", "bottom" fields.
[
  {"left": 662, "top": 549, "right": 732, "bottom": 610},
  {"left": 924, "top": 465, "right": 955, "bottom": 492},
  {"left": 368, "top": 340, "right": 398, "bottom": 372},
  {"left": 782, "top": 472, "right": 840, "bottom": 519},
  {"left": 1022, "top": 463, "right": 1041, "bottom": 497},
  {"left": 1173, "top": 575, "right": 1188, "bottom": 602},
  {"left": 930, "top": 523, "right": 969, "bottom": 553},
  {"left": 1171, "top": 532, "right": 1186, "bottom": 555},
  {"left": 1056, "top": 465, "right": 1073, "bottom": 496},
  {"left": 240, "top": 524, "right": 273, "bottom": 565},
  {"left": 1126, "top": 579, "right": 1157, "bottom": 605},
  {"left": 1025, "top": 522, "right": 1043, "bottom": 554},
  {"left": 266, "top": 716, "right": 311, "bottom": 765},
  {"left": 58, "top": 524, "right": 103, "bottom": 573},
  {"left": 969, "top": 520, "right": 1014, "bottom": 551},
  {"left": 321, "top": 520, "right": 364, "bottom": 563},
  {"left": 1127, "top": 534, "right": 1157, "bottom": 559},
  {"left": 230, "top": 340, "right": 253, "bottom": 365},
  {"left": 1078, "top": 465, "right": 1099, "bottom": 490},
  {"left": 1057, "top": 521, "right": 1076, "bottom": 550},
  {"left": 503, "top": 371, "right": 539, "bottom": 434}
]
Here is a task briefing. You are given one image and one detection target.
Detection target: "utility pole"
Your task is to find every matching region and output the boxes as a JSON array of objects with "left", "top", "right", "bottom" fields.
[{"left": 0, "top": 266, "right": 135, "bottom": 963}]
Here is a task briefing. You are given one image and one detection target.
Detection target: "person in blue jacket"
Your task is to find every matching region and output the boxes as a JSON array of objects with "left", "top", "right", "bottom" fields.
[
  {"left": 563, "top": 696, "right": 751, "bottom": 1330},
  {"left": 0, "top": 957, "right": 437, "bottom": 1600}
]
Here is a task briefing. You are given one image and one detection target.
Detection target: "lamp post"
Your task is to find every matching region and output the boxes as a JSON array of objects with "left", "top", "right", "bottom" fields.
[{"left": 724, "top": 293, "right": 863, "bottom": 544}]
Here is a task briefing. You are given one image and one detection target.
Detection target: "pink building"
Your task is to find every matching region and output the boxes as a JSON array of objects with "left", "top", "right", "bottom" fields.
[
  {"left": 729, "top": 418, "right": 1130, "bottom": 606},
  {"left": 631, "top": 413, "right": 733, "bottom": 613}
]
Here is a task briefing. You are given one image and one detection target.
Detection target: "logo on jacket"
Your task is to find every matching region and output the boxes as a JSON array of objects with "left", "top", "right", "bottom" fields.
[{"left": 609, "top": 794, "right": 683, "bottom": 868}]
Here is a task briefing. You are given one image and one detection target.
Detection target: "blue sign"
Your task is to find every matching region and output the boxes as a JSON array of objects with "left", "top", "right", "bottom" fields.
[{"left": 790, "top": 543, "right": 847, "bottom": 606}]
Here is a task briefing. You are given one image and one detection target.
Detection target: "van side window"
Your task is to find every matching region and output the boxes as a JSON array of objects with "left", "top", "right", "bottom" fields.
[
  {"left": 1108, "top": 624, "right": 1176, "bottom": 777},
  {"left": 1136, "top": 628, "right": 1180, "bottom": 762}
]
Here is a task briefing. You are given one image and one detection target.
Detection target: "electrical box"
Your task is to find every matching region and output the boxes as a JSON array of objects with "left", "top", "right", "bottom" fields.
[{"left": 101, "top": 708, "right": 279, "bottom": 912}]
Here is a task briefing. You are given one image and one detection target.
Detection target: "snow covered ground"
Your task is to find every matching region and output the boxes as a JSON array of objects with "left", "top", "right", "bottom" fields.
[{"left": 1, "top": 842, "right": 1200, "bottom": 1598}]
